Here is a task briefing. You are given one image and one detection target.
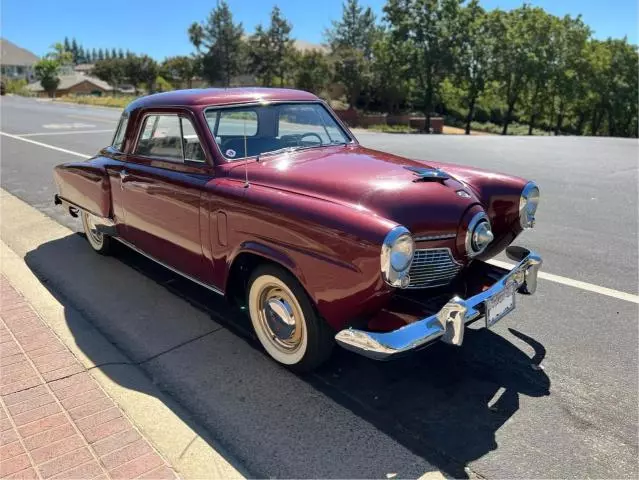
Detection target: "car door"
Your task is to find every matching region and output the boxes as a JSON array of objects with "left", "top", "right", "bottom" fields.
[{"left": 120, "top": 110, "right": 212, "bottom": 281}]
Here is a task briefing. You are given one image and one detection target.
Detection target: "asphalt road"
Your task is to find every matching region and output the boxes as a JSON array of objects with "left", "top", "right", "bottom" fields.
[{"left": 1, "top": 95, "right": 637, "bottom": 478}]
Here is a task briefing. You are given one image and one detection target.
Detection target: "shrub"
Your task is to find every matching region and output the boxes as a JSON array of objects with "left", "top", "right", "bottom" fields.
[
  {"left": 365, "top": 124, "right": 418, "bottom": 133},
  {"left": 56, "top": 95, "right": 136, "bottom": 108}
]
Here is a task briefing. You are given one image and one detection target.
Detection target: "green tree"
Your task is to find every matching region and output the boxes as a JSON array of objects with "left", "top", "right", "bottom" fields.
[
  {"left": 93, "top": 58, "right": 126, "bottom": 91},
  {"left": 326, "top": 0, "right": 377, "bottom": 57},
  {"left": 91, "top": 48, "right": 98, "bottom": 63},
  {"left": 294, "top": 50, "right": 331, "bottom": 94},
  {"left": 123, "top": 55, "right": 158, "bottom": 94},
  {"left": 118, "top": 48, "right": 125, "bottom": 59},
  {"left": 490, "top": 6, "right": 551, "bottom": 135},
  {"left": 384, "top": 0, "right": 461, "bottom": 131},
  {"left": 189, "top": 0, "right": 245, "bottom": 86},
  {"left": 249, "top": 6, "right": 294, "bottom": 86},
  {"left": 548, "top": 15, "right": 591, "bottom": 135},
  {"left": 452, "top": 1, "right": 497, "bottom": 134},
  {"left": 326, "top": 0, "right": 378, "bottom": 108},
  {"left": 70, "top": 38, "right": 79, "bottom": 64},
  {"left": 370, "top": 31, "right": 412, "bottom": 113},
  {"left": 34, "top": 59, "right": 60, "bottom": 98},
  {"left": 161, "top": 56, "right": 198, "bottom": 88},
  {"left": 48, "top": 42, "right": 73, "bottom": 65},
  {"left": 63, "top": 37, "right": 71, "bottom": 53}
]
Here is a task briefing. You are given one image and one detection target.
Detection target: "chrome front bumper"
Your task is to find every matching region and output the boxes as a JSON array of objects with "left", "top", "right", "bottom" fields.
[{"left": 335, "top": 246, "right": 542, "bottom": 360}]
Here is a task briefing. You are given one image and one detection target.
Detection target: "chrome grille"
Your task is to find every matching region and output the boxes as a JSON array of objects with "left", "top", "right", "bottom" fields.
[{"left": 407, "top": 248, "right": 462, "bottom": 289}]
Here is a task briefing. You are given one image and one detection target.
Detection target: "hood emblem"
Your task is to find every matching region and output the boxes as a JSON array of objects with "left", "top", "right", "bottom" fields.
[{"left": 404, "top": 166, "right": 450, "bottom": 182}]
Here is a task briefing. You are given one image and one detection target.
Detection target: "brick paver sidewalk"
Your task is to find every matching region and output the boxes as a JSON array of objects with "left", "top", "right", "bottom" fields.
[{"left": 0, "top": 276, "right": 178, "bottom": 479}]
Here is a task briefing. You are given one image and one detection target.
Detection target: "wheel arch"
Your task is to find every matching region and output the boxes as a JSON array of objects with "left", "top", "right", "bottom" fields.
[{"left": 224, "top": 242, "right": 307, "bottom": 307}]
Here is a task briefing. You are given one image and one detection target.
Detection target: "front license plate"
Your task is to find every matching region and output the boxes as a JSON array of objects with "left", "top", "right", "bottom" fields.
[{"left": 486, "top": 286, "right": 515, "bottom": 328}]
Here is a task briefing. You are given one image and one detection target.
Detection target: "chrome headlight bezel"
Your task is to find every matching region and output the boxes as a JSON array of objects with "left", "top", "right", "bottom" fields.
[
  {"left": 465, "top": 212, "right": 493, "bottom": 258},
  {"left": 381, "top": 226, "right": 415, "bottom": 288},
  {"left": 520, "top": 182, "right": 540, "bottom": 229}
]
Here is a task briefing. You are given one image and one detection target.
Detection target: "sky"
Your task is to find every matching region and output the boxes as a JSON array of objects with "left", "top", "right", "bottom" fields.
[{"left": 2, "top": 0, "right": 637, "bottom": 60}]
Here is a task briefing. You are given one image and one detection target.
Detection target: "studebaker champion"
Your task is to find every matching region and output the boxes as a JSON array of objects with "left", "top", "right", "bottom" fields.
[{"left": 53, "top": 88, "right": 542, "bottom": 371}]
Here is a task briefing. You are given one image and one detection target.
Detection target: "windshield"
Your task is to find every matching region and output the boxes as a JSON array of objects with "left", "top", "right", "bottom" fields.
[{"left": 204, "top": 102, "right": 351, "bottom": 161}]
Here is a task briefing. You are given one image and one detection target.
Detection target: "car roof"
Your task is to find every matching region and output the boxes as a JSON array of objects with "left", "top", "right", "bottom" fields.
[{"left": 125, "top": 87, "right": 320, "bottom": 112}]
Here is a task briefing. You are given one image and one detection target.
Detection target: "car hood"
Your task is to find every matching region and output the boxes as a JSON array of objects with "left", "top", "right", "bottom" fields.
[{"left": 228, "top": 145, "right": 481, "bottom": 235}]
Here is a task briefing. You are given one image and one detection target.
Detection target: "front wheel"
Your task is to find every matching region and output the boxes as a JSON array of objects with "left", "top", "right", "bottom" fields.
[
  {"left": 81, "top": 211, "right": 112, "bottom": 255},
  {"left": 247, "top": 265, "right": 334, "bottom": 372}
]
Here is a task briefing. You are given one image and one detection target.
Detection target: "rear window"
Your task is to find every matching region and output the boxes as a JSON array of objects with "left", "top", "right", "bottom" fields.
[
  {"left": 135, "top": 115, "right": 183, "bottom": 161},
  {"left": 112, "top": 114, "right": 129, "bottom": 151}
]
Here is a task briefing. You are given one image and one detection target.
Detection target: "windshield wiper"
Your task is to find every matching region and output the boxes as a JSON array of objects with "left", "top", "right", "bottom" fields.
[{"left": 260, "top": 141, "right": 348, "bottom": 159}]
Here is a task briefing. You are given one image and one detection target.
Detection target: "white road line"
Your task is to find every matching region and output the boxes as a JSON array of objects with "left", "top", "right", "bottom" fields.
[
  {"left": 0, "top": 131, "right": 91, "bottom": 159},
  {"left": 488, "top": 259, "right": 639, "bottom": 304},
  {"left": 1, "top": 129, "right": 637, "bottom": 305},
  {"left": 18, "top": 129, "right": 113, "bottom": 137}
]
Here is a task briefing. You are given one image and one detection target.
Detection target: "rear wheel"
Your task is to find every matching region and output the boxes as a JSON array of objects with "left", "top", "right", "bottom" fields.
[
  {"left": 81, "top": 211, "right": 112, "bottom": 255},
  {"left": 247, "top": 265, "right": 333, "bottom": 372}
]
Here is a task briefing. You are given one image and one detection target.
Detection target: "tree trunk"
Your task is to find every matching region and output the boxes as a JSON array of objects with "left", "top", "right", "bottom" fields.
[
  {"left": 465, "top": 93, "right": 477, "bottom": 135},
  {"left": 424, "top": 76, "right": 434, "bottom": 133},
  {"left": 607, "top": 109, "right": 615, "bottom": 137},
  {"left": 575, "top": 111, "right": 587, "bottom": 135},
  {"left": 554, "top": 101, "right": 565, "bottom": 136},
  {"left": 591, "top": 109, "right": 603, "bottom": 136},
  {"left": 528, "top": 114, "right": 536, "bottom": 135},
  {"left": 502, "top": 100, "right": 516, "bottom": 135}
]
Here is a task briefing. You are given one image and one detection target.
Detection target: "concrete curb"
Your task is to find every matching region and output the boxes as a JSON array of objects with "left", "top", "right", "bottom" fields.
[{"left": 1, "top": 191, "right": 246, "bottom": 479}]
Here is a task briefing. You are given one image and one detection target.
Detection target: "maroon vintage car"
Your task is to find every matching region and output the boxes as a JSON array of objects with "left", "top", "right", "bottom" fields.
[{"left": 53, "top": 88, "right": 541, "bottom": 371}]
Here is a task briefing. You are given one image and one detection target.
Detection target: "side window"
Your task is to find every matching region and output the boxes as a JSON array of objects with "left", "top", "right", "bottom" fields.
[
  {"left": 112, "top": 114, "right": 129, "bottom": 151},
  {"left": 216, "top": 110, "right": 258, "bottom": 138},
  {"left": 180, "top": 118, "right": 206, "bottom": 163},
  {"left": 135, "top": 115, "right": 183, "bottom": 161}
]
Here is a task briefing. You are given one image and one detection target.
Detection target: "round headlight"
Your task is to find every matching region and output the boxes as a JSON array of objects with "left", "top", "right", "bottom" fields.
[
  {"left": 381, "top": 226, "right": 415, "bottom": 287},
  {"left": 465, "top": 212, "right": 493, "bottom": 258},
  {"left": 390, "top": 234, "right": 415, "bottom": 271},
  {"left": 520, "top": 182, "right": 540, "bottom": 229}
]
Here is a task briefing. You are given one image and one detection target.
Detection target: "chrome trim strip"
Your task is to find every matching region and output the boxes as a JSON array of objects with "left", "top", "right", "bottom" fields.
[
  {"left": 414, "top": 233, "right": 456, "bottom": 242},
  {"left": 113, "top": 238, "right": 224, "bottom": 296},
  {"left": 335, "top": 247, "right": 542, "bottom": 360},
  {"left": 55, "top": 195, "right": 114, "bottom": 227}
]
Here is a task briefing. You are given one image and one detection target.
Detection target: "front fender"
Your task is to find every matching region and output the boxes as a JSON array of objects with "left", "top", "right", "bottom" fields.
[
  {"left": 219, "top": 182, "right": 396, "bottom": 330},
  {"left": 430, "top": 161, "right": 530, "bottom": 258}
]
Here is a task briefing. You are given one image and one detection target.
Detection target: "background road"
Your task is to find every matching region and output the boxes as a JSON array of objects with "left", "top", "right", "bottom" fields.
[{"left": 1, "top": 95, "right": 638, "bottom": 478}]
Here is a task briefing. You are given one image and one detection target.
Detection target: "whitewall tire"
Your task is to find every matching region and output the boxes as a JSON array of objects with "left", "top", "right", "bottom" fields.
[
  {"left": 81, "top": 211, "right": 112, "bottom": 255},
  {"left": 247, "top": 265, "right": 333, "bottom": 371}
]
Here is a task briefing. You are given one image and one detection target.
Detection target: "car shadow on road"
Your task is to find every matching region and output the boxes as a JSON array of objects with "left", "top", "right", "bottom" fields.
[{"left": 24, "top": 233, "right": 550, "bottom": 479}]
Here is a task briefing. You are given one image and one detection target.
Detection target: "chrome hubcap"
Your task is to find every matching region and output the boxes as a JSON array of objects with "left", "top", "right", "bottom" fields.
[{"left": 257, "top": 285, "right": 303, "bottom": 352}]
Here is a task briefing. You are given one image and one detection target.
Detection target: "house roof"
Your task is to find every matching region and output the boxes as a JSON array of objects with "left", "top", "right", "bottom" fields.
[
  {"left": 74, "top": 63, "right": 94, "bottom": 72},
  {"left": 27, "top": 73, "right": 113, "bottom": 92},
  {"left": 126, "top": 87, "right": 319, "bottom": 111},
  {"left": 0, "top": 38, "right": 39, "bottom": 66}
]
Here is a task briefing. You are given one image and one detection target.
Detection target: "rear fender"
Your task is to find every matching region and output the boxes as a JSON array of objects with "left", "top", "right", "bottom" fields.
[{"left": 54, "top": 159, "right": 112, "bottom": 219}]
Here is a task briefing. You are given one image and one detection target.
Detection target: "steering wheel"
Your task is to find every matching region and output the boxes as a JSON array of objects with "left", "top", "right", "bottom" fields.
[{"left": 298, "top": 133, "right": 323, "bottom": 146}]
